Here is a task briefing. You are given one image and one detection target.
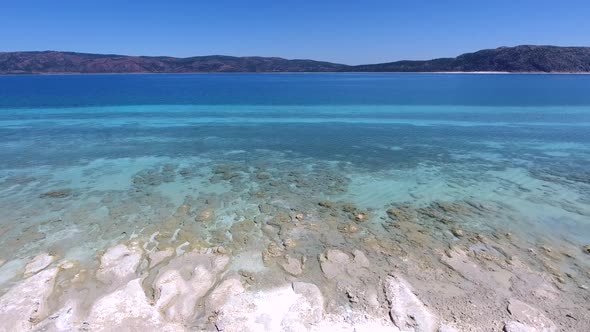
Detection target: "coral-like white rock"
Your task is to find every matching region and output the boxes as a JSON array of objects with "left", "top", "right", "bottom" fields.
[
  {"left": 215, "top": 284, "right": 325, "bottom": 332},
  {"left": 96, "top": 243, "right": 143, "bottom": 286},
  {"left": 87, "top": 278, "right": 184, "bottom": 332},
  {"left": 0, "top": 268, "right": 59, "bottom": 331},
  {"left": 152, "top": 251, "right": 229, "bottom": 323}
]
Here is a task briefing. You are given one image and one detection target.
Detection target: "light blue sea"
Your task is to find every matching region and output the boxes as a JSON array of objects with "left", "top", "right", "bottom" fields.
[{"left": 0, "top": 73, "right": 589, "bottom": 265}]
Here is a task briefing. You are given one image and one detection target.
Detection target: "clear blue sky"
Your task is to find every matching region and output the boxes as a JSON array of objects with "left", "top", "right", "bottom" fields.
[{"left": 1, "top": 0, "right": 589, "bottom": 64}]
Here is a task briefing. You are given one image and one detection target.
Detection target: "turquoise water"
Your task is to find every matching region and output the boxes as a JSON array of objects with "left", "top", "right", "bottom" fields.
[{"left": 0, "top": 73, "right": 589, "bottom": 264}]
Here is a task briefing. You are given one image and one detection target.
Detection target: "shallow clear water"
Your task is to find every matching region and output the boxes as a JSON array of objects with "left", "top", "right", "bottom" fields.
[{"left": 0, "top": 73, "right": 589, "bottom": 264}]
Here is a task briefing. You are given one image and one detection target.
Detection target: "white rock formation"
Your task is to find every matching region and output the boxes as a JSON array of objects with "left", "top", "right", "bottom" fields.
[
  {"left": 152, "top": 251, "right": 229, "bottom": 323},
  {"left": 384, "top": 275, "right": 440, "bottom": 332},
  {"left": 87, "top": 278, "right": 184, "bottom": 332},
  {"left": 215, "top": 282, "right": 325, "bottom": 332},
  {"left": 0, "top": 268, "right": 59, "bottom": 331},
  {"left": 96, "top": 243, "right": 143, "bottom": 285}
]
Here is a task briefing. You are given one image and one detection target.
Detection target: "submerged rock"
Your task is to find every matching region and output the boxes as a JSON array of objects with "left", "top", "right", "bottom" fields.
[
  {"left": 195, "top": 208, "right": 215, "bottom": 222},
  {"left": 24, "top": 252, "right": 55, "bottom": 276},
  {"left": 40, "top": 189, "right": 71, "bottom": 198},
  {"left": 451, "top": 228, "right": 464, "bottom": 238},
  {"left": 256, "top": 172, "right": 271, "bottom": 180},
  {"left": 338, "top": 222, "right": 359, "bottom": 234},
  {"left": 263, "top": 241, "right": 285, "bottom": 263},
  {"left": 386, "top": 206, "right": 417, "bottom": 223},
  {"left": 280, "top": 255, "right": 304, "bottom": 276},
  {"left": 318, "top": 201, "right": 335, "bottom": 208},
  {"left": 354, "top": 212, "right": 367, "bottom": 222},
  {"left": 319, "top": 249, "right": 351, "bottom": 279}
]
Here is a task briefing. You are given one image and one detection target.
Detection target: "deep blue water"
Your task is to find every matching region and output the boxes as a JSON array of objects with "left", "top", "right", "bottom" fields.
[
  {"left": 1, "top": 73, "right": 590, "bottom": 108},
  {"left": 1, "top": 74, "right": 589, "bottom": 172}
]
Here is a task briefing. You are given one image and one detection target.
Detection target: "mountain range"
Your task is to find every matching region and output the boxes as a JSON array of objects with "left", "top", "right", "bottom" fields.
[{"left": 1, "top": 45, "right": 589, "bottom": 74}]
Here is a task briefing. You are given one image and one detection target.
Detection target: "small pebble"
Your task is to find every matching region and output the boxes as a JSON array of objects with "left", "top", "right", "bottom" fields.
[{"left": 451, "top": 228, "right": 464, "bottom": 237}]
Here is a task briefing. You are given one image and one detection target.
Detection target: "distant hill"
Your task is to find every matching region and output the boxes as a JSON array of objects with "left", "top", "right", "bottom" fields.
[
  {"left": 352, "top": 45, "right": 590, "bottom": 73},
  {"left": 1, "top": 46, "right": 589, "bottom": 74},
  {"left": 0, "top": 51, "right": 347, "bottom": 74}
]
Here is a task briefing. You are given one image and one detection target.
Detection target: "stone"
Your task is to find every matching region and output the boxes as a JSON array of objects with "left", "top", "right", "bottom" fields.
[
  {"left": 24, "top": 252, "right": 54, "bottom": 276},
  {"left": 263, "top": 242, "right": 284, "bottom": 262},
  {"left": 283, "top": 238, "right": 297, "bottom": 248},
  {"left": 385, "top": 275, "right": 439, "bottom": 332},
  {"left": 318, "top": 201, "right": 334, "bottom": 208},
  {"left": 59, "top": 260, "right": 75, "bottom": 270},
  {"left": 342, "top": 203, "right": 357, "bottom": 213},
  {"left": 451, "top": 228, "right": 464, "bottom": 238},
  {"left": 256, "top": 172, "right": 271, "bottom": 180},
  {"left": 584, "top": 245, "right": 590, "bottom": 254},
  {"left": 40, "top": 189, "right": 71, "bottom": 198},
  {"left": 96, "top": 243, "right": 143, "bottom": 286},
  {"left": 295, "top": 213, "right": 304, "bottom": 221},
  {"left": 386, "top": 206, "right": 417, "bottom": 223},
  {"left": 319, "top": 249, "right": 350, "bottom": 279},
  {"left": 506, "top": 299, "right": 557, "bottom": 332},
  {"left": 259, "top": 203, "right": 273, "bottom": 214},
  {"left": 344, "top": 223, "right": 359, "bottom": 233},
  {"left": 352, "top": 250, "right": 370, "bottom": 268},
  {"left": 280, "top": 255, "right": 304, "bottom": 276},
  {"left": 0, "top": 268, "right": 59, "bottom": 331},
  {"left": 175, "top": 204, "right": 191, "bottom": 216},
  {"left": 354, "top": 212, "right": 367, "bottom": 222}
]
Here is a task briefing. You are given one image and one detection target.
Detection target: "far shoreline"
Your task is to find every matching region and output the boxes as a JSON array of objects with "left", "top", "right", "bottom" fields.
[{"left": 2, "top": 71, "right": 590, "bottom": 76}]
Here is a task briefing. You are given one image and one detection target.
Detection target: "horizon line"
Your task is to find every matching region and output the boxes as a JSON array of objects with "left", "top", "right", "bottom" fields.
[{"left": 2, "top": 44, "right": 589, "bottom": 66}]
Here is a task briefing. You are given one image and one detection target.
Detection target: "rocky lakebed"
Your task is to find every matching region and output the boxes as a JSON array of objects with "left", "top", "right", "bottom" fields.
[{"left": 0, "top": 153, "right": 589, "bottom": 332}]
